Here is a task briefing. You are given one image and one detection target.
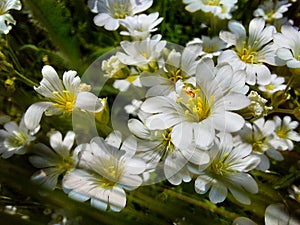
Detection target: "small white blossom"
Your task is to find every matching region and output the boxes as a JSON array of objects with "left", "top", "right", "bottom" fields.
[
  {"left": 88, "top": 0, "right": 153, "bottom": 31},
  {"left": 0, "top": 0, "right": 22, "bottom": 34},
  {"left": 0, "top": 117, "right": 38, "bottom": 158},
  {"left": 140, "top": 45, "right": 200, "bottom": 97},
  {"left": 187, "top": 36, "right": 228, "bottom": 59},
  {"left": 253, "top": 0, "right": 291, "bottom": 23},
  {"left": 117, "top": 35, "right": 166, "bottom": 72},
  {"left": 274, "top": 25, "right": 300, "bottom": 69},
  {"left": 141, "top": 58, "right": 250, "bottom": 149},
  {"left": 29, "top": 131, "right": 78, "bottom": 190},
  {"left": 63, "top": 131, "right": 146, "bottom": 212},
  {"left": 270, "top": 116, "right": 300, "bottom": 150},
  {"left": 258, "top": 74, "right": 286, "bottom": 94},
  {"left": 24, "top": 65, "right": 103, "bottom": 130},
  {"left": 245, "top": 91, "right": 273, "bottom": 118},
  {"left": 183, "top": 0, "right": 237, "bottom": 19},
  {"left": 234, "top": 118, "right": 282, "bottom": 171},
  {"left": 128, "top": 118, "right": 209, "bottom": 185},
  {"left": 219, "top": 18, "right": 282, "bottom": 85},
  {"left": 124, "top": 99, "right": 143, "bottom": 115},
  {"left": 289, "top": 185, "right": 300, "bottom": 203},
  {"left": 102, "top": 55, "right": 129, "bottom": 78},
  {"left": 120, "top": 12, "right": 163, "bottom": 40},
  {"left": 190, "top": 133, "right": 260, "bottom": 205}
]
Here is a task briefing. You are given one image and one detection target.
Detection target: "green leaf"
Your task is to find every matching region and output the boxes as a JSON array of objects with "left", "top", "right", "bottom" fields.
[{"left": 23, "top": 0, "right": 81, "bottom": 70}]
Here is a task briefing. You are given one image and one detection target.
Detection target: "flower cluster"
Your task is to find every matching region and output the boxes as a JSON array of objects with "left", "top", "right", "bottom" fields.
[{"left": 1, "top": 0, "right": 300, "bottom": 224}]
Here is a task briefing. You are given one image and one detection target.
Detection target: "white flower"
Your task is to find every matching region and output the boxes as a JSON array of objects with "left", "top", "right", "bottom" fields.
[
  {"left": 128, "top": 118, "right": 209, "bottom": 185},
  {"left": 29, "top": 131, "right": 78, "bottom": 190},
  {"left": 234, "top": 118, "right": 282, "bottom": 171},
  {"left": 183, "top": 0, "right": 238, "bottom": 19},
  {"left": 120, "top": 12, "right": 163, "bottom": 40},
  {"left": 187, "top": 36, "right": 228, "bottom": 59},
  {"left": 102, "top": 55, "right": 129, "bottom": 78},
  {"left": 270, "top": 116, "right": 300, "bottom": 150},
  {"left": 63, "top": 131, "right": 146, "bottom": 212},
  {"left": 0, "top": 117, "right": 38, "bottom": 158},
  {"left": 88, "top": 0, "right": 153, "bottom": 31},
  {"left": 244, "top": 91, "right": 273, "bottom": 118},
  {"left": 253, "top": 0, "right": 291, "bottom": 23},
  {"left": 273, "top": 25, "right": 300, "bottom": 68},
  {"left": 219, "top": 18, "right": 282, "bottom": 85},
  {"left": 289, "top": 185, "right": 300, "bottom": 203},
  {"left": 140, "top": 45, "right": 201, "bottom": 97},
  {"left": 124, "top": 99, "right": 143, "bottom": 115},
  {"left": 117, "top": 35, "right": 166, "bottom": 72},
  {"left": 0, "top": 0, "right": 21, "bottom": 34},
  {"left": 258, "top": 74, "right": 286, "bottom": 94},
  {"left": 24, "top": 65, "right": 103, "bottom": 130},
  {"left": 190, "top": 133, "right": 260, "bottom": 205},
  {"left": 141, "top": 58, "right": 250, "bottom": 149},
  {"left": 233, "top": 203, "right": 300, "bottom": 225}
]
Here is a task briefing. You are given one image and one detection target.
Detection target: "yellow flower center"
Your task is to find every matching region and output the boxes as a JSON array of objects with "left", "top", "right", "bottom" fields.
[
  {"left": 239, "top": 46, "right": 259, "bottom": 64},
  {"left": 59, "top": 157, "right": 74, "bottom": 173},
  {"left": 52, "top": 90, "right": 76, "bottom": 112},
  {"left": 206, "top": 0, "right": 220, "bottom": 6},
  {"left": 179, "top": 86, "right": 212, "bottom": 122},
  {"left": 276, "top": 128, "right": 289, "bottom": 139},
  {"left": 252, "top": 137, "right": 268, "bottom": 153},
  {"left": 160, "top": 128, "right": 176, "bottom": 160},
  {"left": 265, "top": 84, "right": 275, "bottom": 90},
  {"left": 165, "top": 68, "right": 184, "bottom": 83},
  {"left": 7, "top": 131, "right": 29, "bottom": 148},
  {"left": 113, "top": 3, "right": 131, "bottom": 19},
  {"left": 99, "top": 158, "right": 125, "bottom": 189},
  {"left": 210, "top": 153, "right": 231, "bottom": 176}
]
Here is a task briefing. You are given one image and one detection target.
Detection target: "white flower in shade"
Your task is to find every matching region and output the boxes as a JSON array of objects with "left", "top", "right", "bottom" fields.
[
  {"left": 141, "top": 58, "right": 250, "bottom": 149},
  {"left": 273, "top": 25, "right": 300, "bottom": 69},
  {"left": 243, "top": 91, "right": 272, "bottom": 119},
  {"left": 258, "top": 74, "right": 286, "bottom": 94},
  {"left": 183, "top": 0, "right": 237, "bottom": 19},
  {"left": 187, "top": 36, "right": 228, "bottom": 59},
  {"left": 253, "top": 0, "right": 291, "bottom": 23},
  {"left": 0, "top": 0, "right": 22, "bottom": 34},
  {"left": 102, "top": 55, "right": 129, "bottom": 79},
  {"left": 29, "top": 131, "right": 78, "bottom": 190},
  {"left": 219, "top": 18, "right": 282, "bottom": 85},
  {"left": 63, "top": 131, "right": 146, "bottom": 212},
  {"left": 88, "top": 0, "right": 153, "bottom": 31},
  {"left": 120, "top": 12, "right": 163, "bottom": 40},
  {"left": 233, "top": 203, "right": 300, "bottom": 225},
  {"left": 234, "top": 118, "right": 282, "bottom": 171},
  {"left": 128, "top": 118, "right": 209, "bottom": 185},
  {"left": 140, "top": 45, "right": 201, "bottom": 97},
  {"left": 24, "top": 65, "right": 103, "bottom": 130},
  {"left": 190, "top": 133, "right": 260, "bottom": 205},
  {"left": 124, "top": 99, "right": 143, "bottom": 115},
  {"left": 270, "top": 116, "right": 300, "bottom": 151},
  {"left": 289, "top": 185, "right": 300, "bottom": 203},
  {"left": 0, "top": 117, "right": 38, "bottom": 158},
  {"left": 116, "top": 35, "right": 166, "bottom": 72}
]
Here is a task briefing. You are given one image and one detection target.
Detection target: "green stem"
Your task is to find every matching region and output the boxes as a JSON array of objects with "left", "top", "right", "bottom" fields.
[
  {"left": 165, "top": 189, "right": 240, "bottom": 220},
  {"left": 269, "top": 108, "right": 295, "bottom": 115},
  {"left": 15, "top": 71, "right": 38, "bottom": 87}
]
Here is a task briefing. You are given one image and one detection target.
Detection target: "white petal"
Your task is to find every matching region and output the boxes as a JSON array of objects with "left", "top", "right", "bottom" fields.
[
  {"left": 75, "top": 92, "right": 103, "bottom": 112},
  {"left": 265, "top": 203, "right": 289, "bottom": 225},
  {"left": 209, "top": 183, "right": 228, "bottom": 203},
  {"left": 194, "top": 120, "right": 215, "bottom": 148},
  {"left": 195, "top": 175, "right": 212, "bottom": 194},
  {"left": 229, "top": 185, "right": 251, "bottom": 205},
  {"left": 108, "top": 186, "right": 126, "bottom": 212},
  {"left": 24, "top": 102, "right": 53, "bottom": 130},
  {"left": 233, "top": 217, "right": 258, "bottom": 225}
]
